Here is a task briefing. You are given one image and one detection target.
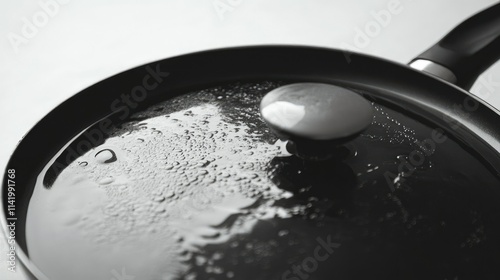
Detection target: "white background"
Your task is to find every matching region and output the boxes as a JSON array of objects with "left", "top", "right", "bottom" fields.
[{"left": 1, "top": 0, "right": 499, "bottom": 279}]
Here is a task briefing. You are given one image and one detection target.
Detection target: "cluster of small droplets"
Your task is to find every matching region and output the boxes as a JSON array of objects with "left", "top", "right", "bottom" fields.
[
  {"left": 366, "top": 105, "right": 418, "bottom": 145},
  {"left": 46, "top": 81, "right": 316, "bottom": 278}
]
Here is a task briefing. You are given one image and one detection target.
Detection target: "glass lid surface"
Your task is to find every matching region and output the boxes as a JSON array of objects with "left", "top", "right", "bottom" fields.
[{"left": 27, "top": 81, "right": 500, "bottom": 280}]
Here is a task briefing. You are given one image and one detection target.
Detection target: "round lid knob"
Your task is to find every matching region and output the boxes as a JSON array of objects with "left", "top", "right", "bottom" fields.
[{"left": 260, "top": 83, "right": 374, "bottom": 160}]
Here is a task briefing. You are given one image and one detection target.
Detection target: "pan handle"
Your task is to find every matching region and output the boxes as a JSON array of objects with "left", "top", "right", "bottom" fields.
[{"left": 409, "top": 3, "right": 500, "bottom": 90}]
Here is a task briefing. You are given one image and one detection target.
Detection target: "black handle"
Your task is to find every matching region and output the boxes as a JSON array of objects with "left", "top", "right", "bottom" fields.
[{"left": 411, "top": 3, "right": 500, "bottom": 90}]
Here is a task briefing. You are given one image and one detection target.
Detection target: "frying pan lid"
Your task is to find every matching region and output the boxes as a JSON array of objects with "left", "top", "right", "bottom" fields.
[{"left": 21, "top": 74, "right": 500, "bottom": 279}]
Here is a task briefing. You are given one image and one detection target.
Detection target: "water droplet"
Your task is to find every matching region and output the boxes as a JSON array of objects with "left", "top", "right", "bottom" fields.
[
  {"left": 195, "top": 255, "right": 207, "bottom": 266},
  {"left": 212, "top": 252, "right": 223, "bottom": 260},
  {"left": 154, "top": 205, "right": 166, "bottom": 213},
  {"left": 165, "top": 164, "right": 174, "bottom": 170},
  {"left": 99, "top": 177, "right": 114, "bottom": 185},
  {"left": 165, "top": 191, "right": 175, "bottom": 198},
  {"left": 278, "top": 229, "right": 289, "bottom": 237},
  {"left": 153, "top": 196, "right": 165, "bottom": 202},
  {"left": 212, "top": 266, "right": 224, "bottom": 274},
  {"left": 94, "top": 149, "right": 117, "bottom": 163}
]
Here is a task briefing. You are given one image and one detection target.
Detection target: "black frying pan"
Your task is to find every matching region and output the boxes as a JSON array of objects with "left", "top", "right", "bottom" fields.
[{"left": 3, "top": 3, "right": 500, "bottom": 280}]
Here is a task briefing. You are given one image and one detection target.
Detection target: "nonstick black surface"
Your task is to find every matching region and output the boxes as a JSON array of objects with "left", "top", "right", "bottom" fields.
[{"left": 6, "top": 74, "right": 500, "bottom": 280}]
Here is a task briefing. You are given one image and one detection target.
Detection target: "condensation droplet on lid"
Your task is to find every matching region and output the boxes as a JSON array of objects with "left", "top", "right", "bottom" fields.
[
  {"left": 195, "top": 255, "right": 207, "bottom": 266},
  {"left": 152, "top": 130, "right": 163, "bottom": 135},
  {"left": 199, "top": 170, "right": 209, "bottom": 176},
  {"left": 184, "top": 273, "right": 197, "bottom": 280},
  {"left": 153, "top": 196, "right": 166, "bottom": 202},
  {"left": 154, "top": 205, "right": 166, "bottom": 213},
  {"left": 94, "top": 149, "right": 117, "bottom": 164},
  {"left": 278, "top": 230, "right": 289, "bottom": 237},
  {"left": 98, "top": 177, "right": 114, "bottom": 185},
  {"left": 212, "top": 252, "right": 223, "bottom": 260},
  {"left": 212, "top": 266, "right": 224, "bottom": 274},
  {"left": 164, "top": 191, "right": 175, "bottom": 199},
  {"left": 165, "top": 165, "right": 174, "bottom": 170}
]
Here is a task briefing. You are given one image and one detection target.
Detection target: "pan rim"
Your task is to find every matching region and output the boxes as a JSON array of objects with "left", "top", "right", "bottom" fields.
[{"left": 2, "top": 44, "right": 500, "bottom": 280}]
